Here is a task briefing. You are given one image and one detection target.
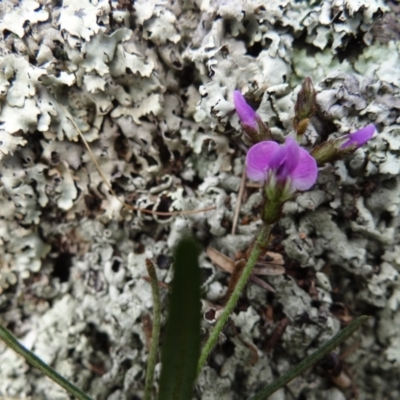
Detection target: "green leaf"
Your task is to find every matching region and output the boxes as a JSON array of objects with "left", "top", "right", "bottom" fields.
[
  {"left": 0, "top": 324, "right": 93, "bottom": 400},
  {"left": 248, "top": 315, "right": 369, "bottom": 400},
  {"left": 158, "top": 237, "right": 202, "bottom": 400}
]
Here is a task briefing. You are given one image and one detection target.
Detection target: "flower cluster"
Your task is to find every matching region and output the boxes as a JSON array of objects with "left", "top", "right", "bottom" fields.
[{"left": 233, "top": 87, "right": 376, "bottom": 224}]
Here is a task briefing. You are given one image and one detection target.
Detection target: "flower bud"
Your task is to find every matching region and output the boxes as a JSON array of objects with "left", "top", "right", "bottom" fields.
[
  {"left": 234, "top": 90, "right": 272, "bottom": 143},
  {"left": 311, "top": 125, "right": 376, "bottom": 166},
  {"left": 293, "top": 78, "right": 316, "bottom": 137}
]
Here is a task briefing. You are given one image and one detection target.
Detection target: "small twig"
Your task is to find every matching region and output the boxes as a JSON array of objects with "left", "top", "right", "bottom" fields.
[
  {"left": 237, "top": 336, "right": 259, "bottom": 366},
  {"left": 0, "top": 324, "right": 92, "bottom": 400},
  {"left": 264, "top": 317, "right": 289, "bottom": 354},
  {"left": 246, "top": 182, "right": 262, "bottom": 188},
  {"left": 249, "top": 275, "right": 275, "bottom": 293},
  {"left": 223, "top": 259, "right": 246, "bottom": 304},
  {"left": 231, "top": 168, "right": 247, "bottom": 235},
  {"left": 144, "top": 259, "right": 162, "bottom": 400},
  {"left": 60, "top": 104, "right": 215, "bottom": 217},
  {"left": 206, "top": 248, "right": 279, "bottom": 293}
]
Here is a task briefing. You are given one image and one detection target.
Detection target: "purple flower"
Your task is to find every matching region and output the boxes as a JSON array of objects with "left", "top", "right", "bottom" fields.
[
  {"left": 311, "top": 124, "right": 378, "bottom": 165},
  {"left": 233, "top": 90, "right": 258, "bottom": 130},
  {"left": 246, "top": 137, "right": 318, "bottom": 192},
  {"left": 340, "top": 124, "right": 376, "bottom": 149},
  {"left": 233, "top": 90, "right": 272, "bottom": 143}
]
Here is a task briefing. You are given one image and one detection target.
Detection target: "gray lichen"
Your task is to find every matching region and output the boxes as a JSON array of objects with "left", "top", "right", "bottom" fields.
[{"left": 0, "top": 0, "right": 400, "bottom": 399}]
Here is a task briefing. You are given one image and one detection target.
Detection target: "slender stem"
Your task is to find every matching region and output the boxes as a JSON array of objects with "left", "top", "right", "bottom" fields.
[
  {"left": 248, "top": 315, "right": 370, "bottom": 400},
  {"left": 144, "top": 259, "right": 162, "bottom": 400},
  {"left": 197, "top": 224, "right": 273, "bottom": 376},
  {"left": 0, "top": 324, "right": 92, "bottom": 400}
]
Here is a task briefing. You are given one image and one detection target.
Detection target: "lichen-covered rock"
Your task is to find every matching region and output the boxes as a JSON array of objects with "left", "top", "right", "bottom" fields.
[{"left": 0, "top": 0, "right": 400, "bottom": 399}]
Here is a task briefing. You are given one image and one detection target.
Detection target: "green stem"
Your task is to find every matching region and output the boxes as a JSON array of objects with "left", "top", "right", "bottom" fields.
[
  {"left": 144, "top": 259, "right": 162, "bottom": 400},
  {"left": 0, "top": 323, "right": 92, "bottom": 400},
  {"left": 248, "top": 315, "right": 370, "bottom": 400},
  {"left": 197, "top": 224, "right": 273, "bottom": 376}
]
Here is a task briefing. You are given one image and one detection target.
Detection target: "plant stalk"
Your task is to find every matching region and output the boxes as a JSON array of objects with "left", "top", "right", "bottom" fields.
[{"left": 196, "top": 223, "right": 272, "bottom": 376}]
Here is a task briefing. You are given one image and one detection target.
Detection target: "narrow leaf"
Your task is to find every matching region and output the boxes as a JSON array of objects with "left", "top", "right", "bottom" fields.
[
  {"left": 158, "top": 238, "right": 201, "bottom": 400},
  {"left": 248, "top": 315, "right": 369, "bottom": 400},
  {"left": 144, "top": 259, "right": 162, "bottom": 400},
  {"left": 0, "top": 324, "right": 92, "bottom": 400}
]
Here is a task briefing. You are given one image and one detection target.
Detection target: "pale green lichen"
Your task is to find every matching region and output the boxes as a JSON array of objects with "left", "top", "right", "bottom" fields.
[
  {"left": 1, "top": 0, "right": 400, "bottom": 399},
  {"left": 0, "top": 0, "right": 49, "bottom": 38}
]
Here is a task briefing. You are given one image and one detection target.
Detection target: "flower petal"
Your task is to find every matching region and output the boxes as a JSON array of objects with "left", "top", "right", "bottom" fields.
[
  {"left": 246, "top": 141, "right": 280, "bottom": 182},
  {"left": 268, "top": 144, "right": 286, "bottom": 170},
  {"left": 269, "top": 137, "right": 300, "bottom": 183},
  {"left": 282, "top": 137, "right": 300, "bottom": 174},
  {"left": 291, "top": 148, "right": 318, "bottom": 191},
  {"left": 341, "top": 124, "right": 376, "bottom": 149},
  {"left": 234, "top": 91, "right": 258, "bottom": 130}
]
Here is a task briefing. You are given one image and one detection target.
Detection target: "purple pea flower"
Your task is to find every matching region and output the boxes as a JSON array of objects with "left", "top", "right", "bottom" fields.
[
  {"left": 340, "top": 124, "right": 376, "bottom": 149},
  {"left": 246, "top": 137, "right": 318, "bottom": 223},
  {"left": 311, "top": 124, "right": 377, "bottom": 166},
  {"left": 246, "top": 137, "right": 318, "bottom": 192}
]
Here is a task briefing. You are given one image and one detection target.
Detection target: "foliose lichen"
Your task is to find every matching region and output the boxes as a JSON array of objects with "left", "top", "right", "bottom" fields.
[{"left": 1, "top": 0, "right": 400, "bottom": 399}]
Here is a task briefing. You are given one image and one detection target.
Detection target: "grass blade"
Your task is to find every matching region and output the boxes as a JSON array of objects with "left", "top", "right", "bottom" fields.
[
  {"left": 0, "top": 323, "right": 92, "bottom": 400},
  {"left": 144, "top": 259, "right": 162, "bottom": 400},
  {"left": 248, "top": 315, "right": 369, "bottom": 400},
  {"left": 158, "top": 238, "right": 201, "bottom": 400}
]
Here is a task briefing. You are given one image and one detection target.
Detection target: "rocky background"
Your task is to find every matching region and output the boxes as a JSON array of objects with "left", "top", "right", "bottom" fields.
[{"left": 1, "top": 0, "right": 400, "bottom": 399}]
